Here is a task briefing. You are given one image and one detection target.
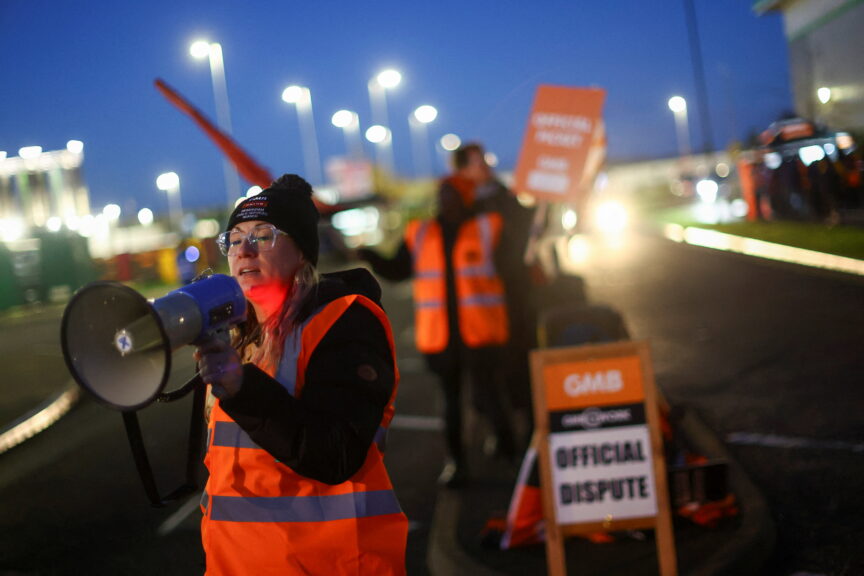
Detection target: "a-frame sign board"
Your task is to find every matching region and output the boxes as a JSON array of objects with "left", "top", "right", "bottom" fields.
[{"left": 530, "top": 340, "right": 677, "bottom": 575}]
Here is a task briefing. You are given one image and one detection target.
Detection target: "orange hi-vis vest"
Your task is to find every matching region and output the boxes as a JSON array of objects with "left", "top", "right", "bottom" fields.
[
  {"left": 201, "top": 294, "right": 408, "bottom": 576},
  {"left": 405, "top": 212, "right": 509, "bottom": 354}
]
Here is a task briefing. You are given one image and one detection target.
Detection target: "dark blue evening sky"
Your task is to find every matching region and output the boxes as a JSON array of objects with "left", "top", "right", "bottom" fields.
[{"left": 0, "top": 1, "right": 791, "bottom": 215}]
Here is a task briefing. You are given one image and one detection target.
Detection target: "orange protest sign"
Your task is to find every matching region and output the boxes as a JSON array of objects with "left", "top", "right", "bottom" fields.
[{"left": 513, "top": 85, "right": 606, "bottom": 203}]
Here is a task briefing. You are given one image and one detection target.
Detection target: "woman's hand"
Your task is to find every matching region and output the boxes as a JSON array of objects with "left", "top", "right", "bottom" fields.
[{"left": 194, "top": 337, "right": 244, "bottom": 400}]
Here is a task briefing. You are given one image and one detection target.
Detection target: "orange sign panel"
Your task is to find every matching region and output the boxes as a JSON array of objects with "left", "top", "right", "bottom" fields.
[
  {"left": 513, "top": 85, "right": 606, "bottom": 202},
  {"left": 543, "top": 354, "right": 645, "bottom": 411}
]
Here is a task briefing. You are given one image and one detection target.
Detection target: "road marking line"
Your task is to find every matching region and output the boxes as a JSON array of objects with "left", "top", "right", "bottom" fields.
[
  {"left": 726, "top": 432, "right": 864, "bottom": 453},
  {"left": 0, "top": 385, "right": 80, "bottom": 455},
  {"left": 158, "top": 492, "right": 202, "bottom": 536},
  {"left": 390, "top": 414, "right": 444, "bottom": 431},
  {"left": 663, "top": 223, "right": 864, "bottom": 276}
]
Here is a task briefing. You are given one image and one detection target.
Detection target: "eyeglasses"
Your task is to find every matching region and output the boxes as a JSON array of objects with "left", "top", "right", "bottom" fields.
[{"left": 217, "top": 224, "right": 288, "bottom": 256}]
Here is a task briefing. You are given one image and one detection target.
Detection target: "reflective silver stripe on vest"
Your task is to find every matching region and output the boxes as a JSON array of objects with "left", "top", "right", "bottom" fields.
[
  {"left": 201, "top": 490, "right": 210, "bottom": 514},
  {"left": 213, "top": 421, "right": 260, "bottom": 449},
  {"left": 210, "top": 489, "right": 402, "bottom": 523},
  {"left": 214, "top": 415, "right": 389, "bottom": 453},
  {"left": 460, "top": 264, "right": 496, "bottom": 277},
  {"left": 460, "top": 294, "right": 505, "bottom": 307},
  {"left": 416, "top": 270, "right": 443, "bottom": 279},
  {"left": 416, "top": 299, "right": 445, "bottom": 309}
]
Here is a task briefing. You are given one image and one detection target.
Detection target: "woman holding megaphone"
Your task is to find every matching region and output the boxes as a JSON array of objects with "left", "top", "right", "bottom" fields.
[{"left": 193, "top": 174, "right": 407, "bottom": 575}]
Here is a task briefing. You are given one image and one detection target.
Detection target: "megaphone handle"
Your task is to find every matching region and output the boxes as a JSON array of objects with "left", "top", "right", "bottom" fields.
[{"left": 121, "top": 411, "right": 167, "bottom": 508}]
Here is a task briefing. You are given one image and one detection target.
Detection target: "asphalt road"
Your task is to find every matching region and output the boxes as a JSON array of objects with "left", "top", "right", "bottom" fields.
[{"left": 1, "top": 230, "right": 862, "bottom": 575}]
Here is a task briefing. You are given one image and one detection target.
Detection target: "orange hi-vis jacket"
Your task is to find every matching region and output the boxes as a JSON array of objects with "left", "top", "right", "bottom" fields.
[
  {"left": 201, "top": 294, "right": 408, "bottom": 575},
  {"left": 405, "top": 212, "right": 509, "bottom": 354}
]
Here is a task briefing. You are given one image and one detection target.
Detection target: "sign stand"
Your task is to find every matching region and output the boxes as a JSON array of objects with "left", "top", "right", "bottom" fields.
[{"left": 530, "top": 341, "right": 677, "bottom": 575}]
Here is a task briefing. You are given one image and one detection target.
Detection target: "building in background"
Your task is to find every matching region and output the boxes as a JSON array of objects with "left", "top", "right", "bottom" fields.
[
  {"left": 0, "top": 145, "right": 91, "bottom": 238},
  {"left": 755, "top": 0, "right": 864, "bottom": 132}
]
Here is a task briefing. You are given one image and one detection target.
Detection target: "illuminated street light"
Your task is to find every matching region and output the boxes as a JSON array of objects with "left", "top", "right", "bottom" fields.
[
  {"left": 156, "top": 171, "right": 183, "bottom": 233},
  {"left": 438, "top": 133, "right": 461, "bottom": 172},
  {"left": 365, "top": 125, "right": 390, "bottom": 144},
  {"left": 281, "top": 85, "right": 323, "bottom": 184},
  {"left": 409, "top": 105, "right": 438, "bottom": 177},
  {"left": 102, "top": 204, "right": 121, "bottom": 222},
  {"left": 190, "top": 39, "right": 241, "bottom": 207},
  {"left": 19, "top": 146, "right": 42, "bottom": 159},
  {"left": 331, "top": 109, "right": 364, "bottom": 158},
  {"left": 137, "top": 208, "right": 154, "bottom": 226},
  {"left": 367, "top": 68, "right": 401, "bottom": 173},
  {"left": 667, "top": 96, "right": 692, "bottom": 158},
  {"left": 66, "top": 140, "right": 84, "bottom": 154}
]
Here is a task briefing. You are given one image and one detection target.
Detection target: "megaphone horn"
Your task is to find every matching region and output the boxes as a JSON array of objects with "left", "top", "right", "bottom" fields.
[{"left": 61, "top": 273, "right": 246, "bottom": 411}]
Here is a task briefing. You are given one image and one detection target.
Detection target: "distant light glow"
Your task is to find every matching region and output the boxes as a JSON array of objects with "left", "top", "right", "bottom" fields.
[
  {"left": 332, "top": 206, "right": 379, "bottom": 237},
  {"left": 234, "top": 196, "right": 246, "bottom": 208},
  {"left": 281, "top": 85, "right": 306, "bottom": 104},
  {"left": 484, "top": 152, "right": 498, "bottom": 167},
  {"left": 156, "top": 171, "right": 179, "bottom": 191},
  {"left": 715, "top": 162, "right": 730, "bottom": 178},
  {"left": 413, "top": 105, "right": 438, "bottom": 124},
  {"left": 19, "top": 146, "right": 42, "bottom": 159},
  {"left": 376, "top": 69, "right": 402, "bottom": 89},
  {"left": 190, "top": 40, "right": 211, "bottom": 59},
  {"left": 836, "top": 133, "right": 854, "bottom": 150},
  {"left": 46, "top": 217, "right": 63, "bottom": 232},
  {"left": 66, "top": 140, "right": 84, "bottom": 154},
  {"left": 440, "top": 133, "right": 461, "bottom": 151},
  {"left": 184, "top": 246, "right": 201, "bottom": 263},
  {"left": 696, "top": 179, "right": 719, "bottom": 203},
  {"left": 667, "top": 96, "right": 686, "bottom": 113},
  {"left": 102, "top": 203, "right": 121, "bottom": 221},
  {"left": 798, "top": 145, "right": 825, "bottom": 166},
  {"left": 561, "top": 208, "right": 578, "bottom": 231},
  {"left": 331, "top": 109, "right": 356, "bottom": 128},
  {"left": 0, "top": 151, "right": 6, "bottom": 161},
  {"left": 365, "top": 125, "right": 390, "bottom": 144},
  {"left": 817, "top": 87, "right": 832, "bottom": 104},
  {"left": 0, "top": 218, "right": 25, "bottom": 242},
  {"left": 593, "top": 201, "right": 628, "bottom": 234},
  {"left": 137, "top": 208, "right": 154, "bottom": 226},
  {"left": 193, "top": 218, "right": 220, "bottom": 238},
  {"left": 824, "top": 143, "right": 837, "bottom": 157},
  {"left": 246, "top": 186, "right": 262, "bottom": 197},
  {"left": 764, "top": 152, "right": 782, "bottom": 170},
  {"left": 566, "top": 234, "right": 591, "bottom": 264},
  {"left": 731, "top": 199, "right": 749, "bottom": 218}
]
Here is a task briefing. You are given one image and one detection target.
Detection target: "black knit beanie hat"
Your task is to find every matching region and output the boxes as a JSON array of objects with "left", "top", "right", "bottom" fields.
[{"left": 226, "top": 174, "right": 320, "bottom": 265}]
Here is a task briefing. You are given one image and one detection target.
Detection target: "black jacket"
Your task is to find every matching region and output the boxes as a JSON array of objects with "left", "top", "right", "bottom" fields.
[{"left": 219, "top": 268, "right": 396, "bottom": 485}]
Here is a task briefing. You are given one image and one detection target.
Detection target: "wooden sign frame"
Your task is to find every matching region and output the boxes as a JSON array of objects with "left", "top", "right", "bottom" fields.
[{"left": 530, "top": 340, "right": 677, "bottom": 575}]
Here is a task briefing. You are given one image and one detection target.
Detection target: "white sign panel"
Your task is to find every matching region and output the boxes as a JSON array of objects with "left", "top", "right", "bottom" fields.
[{"left": 549, "top": 425, "right": 657, "bottom": 525}]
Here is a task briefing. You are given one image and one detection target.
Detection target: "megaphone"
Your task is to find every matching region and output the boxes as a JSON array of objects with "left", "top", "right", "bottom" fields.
[{"left": 61, "top": 273, "right": 246, "bottom": 411}]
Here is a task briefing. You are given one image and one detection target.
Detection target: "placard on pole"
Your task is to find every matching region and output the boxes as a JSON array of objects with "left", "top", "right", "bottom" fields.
[{"left": 530, "top": 340, "right": 677, "bottom": 575}]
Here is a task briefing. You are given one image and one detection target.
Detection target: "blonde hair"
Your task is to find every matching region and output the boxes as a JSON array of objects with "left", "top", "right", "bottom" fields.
[{"left": 233, "top": 260, "right": 320, "bottom": 376}]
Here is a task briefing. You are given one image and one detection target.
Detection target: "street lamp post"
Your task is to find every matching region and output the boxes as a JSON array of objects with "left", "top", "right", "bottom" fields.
[
  {"left": 367, "top": 69, "right": 401, "bottom": 174},
  {"left": 438, "top": 133, "right": 461, "bottom": 173},
  {"left": 156, "top": 171, "right": 183, "bottom": 234},
  {"left": 282, "top": 85, "right": 323, "bottom": 185},
  {"left": 190, "top": 40, "right": 242, "bottom": 207},
  {"left": 667, "top": 96, "right": 692, "bottom": 158},
  {"left": 331, "top": 109, "right": 364, "bottom": 159},
  {"left": 409, "top": 105, "right": 438, "bottom": 178}
]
